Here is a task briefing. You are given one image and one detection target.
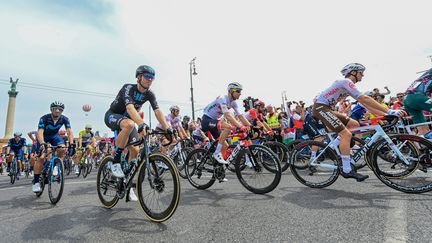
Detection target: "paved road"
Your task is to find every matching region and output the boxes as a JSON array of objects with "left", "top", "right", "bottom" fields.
[{"left": 0, "top": 169, "right": 431, "bottom": 243}]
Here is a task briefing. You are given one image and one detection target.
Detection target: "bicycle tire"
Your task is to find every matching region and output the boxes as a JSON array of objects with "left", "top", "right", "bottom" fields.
[
  {"left": 290, "top": 140, "right": 340, "bottom": 188},
  {"left": 10, "top": 161, "right": 17, "bottom": 184},
  {"left": 82, "top": 162, "right": 88, "bottom": 178},
  {"left": 369, "top": 134, "right": 432, "bottom": 194},
  {"left": 235, "top": 144, "right": 281, "bottom": 194},
  {"left": 48, "top": 158, "right": 65, "bottom": 204},
  {"left": 136, "top": 153, "right": 180, "bottom": 223},
  {"left": 36, "top": 175, "right": 46, "bottom": 197},
  {"left": 96, "top": 156, "right": 120, "bottom": 208},
  {"left": 174, "top": 147, "right": 192, "bottom": 179},
  {"left": 87, "top": 156, "right": 93, "bottom": 174},
  {"left": 263, "top": 141, "right": 290, "bottom": 172},
  {"left": 185, "top": 148, "right": 216, "bottom": 189}
]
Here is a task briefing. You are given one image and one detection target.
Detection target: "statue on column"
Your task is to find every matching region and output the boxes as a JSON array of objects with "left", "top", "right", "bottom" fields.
[{"left": 10, "top": 77, "right": 19, "bottom": 92}]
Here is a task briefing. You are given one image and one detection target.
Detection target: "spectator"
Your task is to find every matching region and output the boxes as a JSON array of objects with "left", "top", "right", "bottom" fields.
[
  {"left": 392, "top": 93, "right": 405, "bottom": 110},
  {"left": 292, "top": 104, "right": 306, "bottom": 139},
  {"left": 372, "top": 86, "right": 391, "bottom": 96}
]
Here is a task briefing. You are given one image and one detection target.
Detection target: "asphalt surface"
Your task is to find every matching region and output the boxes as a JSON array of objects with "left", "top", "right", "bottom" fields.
[{"left": 0, "top": 168, "right": 431, "bottom": 243}]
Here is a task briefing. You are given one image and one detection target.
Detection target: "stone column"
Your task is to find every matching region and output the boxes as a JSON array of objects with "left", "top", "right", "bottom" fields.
[{"left": 4, "top": 78, "right": 19, "bottom": 138}]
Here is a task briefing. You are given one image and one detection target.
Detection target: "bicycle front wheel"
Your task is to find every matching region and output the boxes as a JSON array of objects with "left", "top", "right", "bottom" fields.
[
  {"left": 235, "top": 145, "right": 281, "bottom": 194},
  {"left": 96, "top": 156, "right": 119, "bottom": 208},
  {"left": 136, "top": 153, "right": 180, "bottom": 223},
  {"left": 185, "top": 148, "right": 216, "bottom": 189},
  {"left": 10, "top": 162, "right": 17, "bottom": 184},
  {"left": 263, "top": 141, "right": 290, "bottom": 172},
  {"left": 290, "top": 140, "right": 340, "bottom": 188},
  {"left": 48, "top": 158, "right": 64, "bottom": 204},
  {"left": 370, "top": 134, "right": 432, "bottom": 194}
]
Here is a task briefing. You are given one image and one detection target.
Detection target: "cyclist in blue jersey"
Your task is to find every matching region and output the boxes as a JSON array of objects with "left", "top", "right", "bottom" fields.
[
  {"left": 32, "top": 101, "right": 75, "bottom": 193},
  {"left": 104, "top": 65, "right": 171, "bottom": 179},
  {"left": 6, "top": 132, "right": 27, "bottom": 178}
]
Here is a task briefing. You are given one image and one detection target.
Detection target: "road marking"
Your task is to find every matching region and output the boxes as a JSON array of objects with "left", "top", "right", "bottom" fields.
[
  {"left": 0, "top": 186, "right": 25, "bottom": 191},
  {"left": 66, "top": 180, "right": 96, "bottom": 185},
  {"left": 383, "top": 198, "right": 407, "bottom": 243}
]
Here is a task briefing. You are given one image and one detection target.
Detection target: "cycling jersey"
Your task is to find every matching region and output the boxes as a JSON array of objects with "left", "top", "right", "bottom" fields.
[
  {"left": 244, "top": 108, "right": 264, "bottom": 124},
  {"left": 156, "top": 114, "right": 182, "bottom": 130},
  {"left": 79, "top": 130, "right": 94, "bottom": 145},
  {"left": 38, "top": 114, "right": 71, "bottom": 137},
  {"left": 109, "top": 84, "right": 159, "bottom": 116},
  {"left": 8, "top": 138, "right": 26, "bottom": 152},
  {"left": 406, "top": 68, "right": 432, "bottom": 95},
  {"left": 314, "top": 79, "right": 362, "bottom": 107},
  {"left": 203, "top": 95, "right": 242, "bottom": 120},
  {"left": 350, "top": 103, "right": 367, "bottom": 121}
]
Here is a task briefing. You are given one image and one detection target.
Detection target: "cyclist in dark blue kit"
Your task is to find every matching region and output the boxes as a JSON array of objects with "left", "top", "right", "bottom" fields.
[
  {"left": 6, "top": 132, "right": 27, "bottom": 179},
  {"left": 32, "top": 101, "right": 75, "bottom": 193},
  {"left": 104, "top": 65, "right": 171, "bottom": 179}
]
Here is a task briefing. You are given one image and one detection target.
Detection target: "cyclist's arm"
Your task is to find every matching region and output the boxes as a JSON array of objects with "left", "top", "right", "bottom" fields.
[
  {"left": 27, "top": 132, "right": 36, "bottom": 143},
  {"left": 224, "top": 112, "right": 243, "bottom": 128},
  {"left": 154, "top": 109, "right": 170, "bottom": 130},
  {"left": 126, "top": 104, "right": 145, "bottom": 126},
  {"left": 358, "top": 95, "right": 388, "bottom": 116},
  {"left": 67, "top": 128, "right": 74, "bottom": 145},
  {"left": 37, "top": 129, "right": 44, "bottom": 145},
  {"left": 78, "top": 133, "right": 83, "bottom": 148},
  {"left": 238, "top": 114, "right": 251, "bottom": 127}
]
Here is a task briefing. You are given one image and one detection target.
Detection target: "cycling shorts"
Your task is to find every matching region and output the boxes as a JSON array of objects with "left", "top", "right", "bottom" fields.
[
  {"left": 105, "top": 110, "right": 140, "bottom": 144},
  {"left": 201, "top": 115, "right": 222, "bottom": 140},
  {"left": 312, "top": 103, "right": 350, "bottom": 133},
  {"left": 10, "top": 149, "right": 24, "bottom": 161},
  {"left": 303, "top": 117, "right": 326, "bottom": 139},
  {"left": 36, "top": 134, "right": 65, "bottom": 151}
]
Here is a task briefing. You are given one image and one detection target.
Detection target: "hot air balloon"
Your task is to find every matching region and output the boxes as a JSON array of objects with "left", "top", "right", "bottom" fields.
[{"left": 83, "top": 104, "right": 92, "bottom": 116}]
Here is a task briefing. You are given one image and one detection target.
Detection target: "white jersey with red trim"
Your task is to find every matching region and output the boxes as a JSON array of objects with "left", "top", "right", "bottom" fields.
[
  {"left": 156, "top": 114, "right": 182, "bottom": 130},
  {"left": 314, "top": 79, "right": 362, "bottom": 107},
  {"left": 203, "top": 95, "right": 242, "bottom": 120}
]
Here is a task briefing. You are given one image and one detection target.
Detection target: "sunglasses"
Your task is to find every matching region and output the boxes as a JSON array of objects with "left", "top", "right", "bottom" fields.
[
  {"left": 231, "top": 89, "right": 242, "bottom": 94},
  {"left": 397, "top": 96, "right": 404, "bottom": 98},
  {"left": 51, "top": 107, "right": 64, "bottom": 112},
  {"left": 172, "top": 109, "right": 179, "bottom": 113},
  {"left": 143, "top": 73, "right": 155, "bottom": 80}
]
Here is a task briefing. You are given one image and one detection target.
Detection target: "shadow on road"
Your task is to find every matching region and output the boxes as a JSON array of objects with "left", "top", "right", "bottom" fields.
[{"left": 21, "top": 205, "right": 167, "bottom": 241}]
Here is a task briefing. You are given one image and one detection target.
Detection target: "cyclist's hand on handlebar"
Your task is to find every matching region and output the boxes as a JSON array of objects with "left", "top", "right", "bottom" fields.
[
  {"left": 240, "top": 126, "right": 248, "bottom": 132},
  {"left": 166, "top": 127, "right": 173, "bottom": 135},
  {"left": 387, "top": 109, "right": 406, "bottom": 117}
]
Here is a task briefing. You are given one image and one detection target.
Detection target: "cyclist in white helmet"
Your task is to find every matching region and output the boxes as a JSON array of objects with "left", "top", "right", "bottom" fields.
[
  {"left": 201, "top": 82, "right": 251, "bottom": 164},
  {"left": 312, "top": 63, "right": 405, "bottom": 182}
]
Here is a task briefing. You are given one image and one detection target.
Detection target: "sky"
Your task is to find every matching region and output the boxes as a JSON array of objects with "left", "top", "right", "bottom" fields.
[{"left": 1, "top": 0, "right": 432, "bottom": 138}]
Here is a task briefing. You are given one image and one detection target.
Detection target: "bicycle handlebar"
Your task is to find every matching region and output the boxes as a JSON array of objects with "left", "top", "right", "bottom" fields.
[{"left": 370, "top": 115, "right": 399, "bottom": 131}]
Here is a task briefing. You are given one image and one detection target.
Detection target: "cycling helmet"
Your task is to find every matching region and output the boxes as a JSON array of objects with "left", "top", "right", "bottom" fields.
[
  {"left": 254, "top": 100, "right": 265, "bottom": 107},
  {"left": 341, "top": 63, "right": 366, "bottom": 77},
  {"left": 50, "top": 101, "right": 65, "bottom": 110},
  {"left": 136, "top": 65, "right": 155, "bottom": 78},
  {"left": 227, "top": 82, "right": 243, "bottom": 91},
  {"left": 85, "top": 124, "right": 92, "bottom": 129},
  {"left": 170, "top": 105, "right": 180, "bottom": 112},
  {"left": 183, "top": 115, "right": 191, "bottom": 121},
  {"left": 13, "top": 132, "right": 22, "bottom": 137}
]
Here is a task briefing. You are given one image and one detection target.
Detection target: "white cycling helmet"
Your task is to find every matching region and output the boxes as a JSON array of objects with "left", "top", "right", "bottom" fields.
[
  {"left": 341, "top": 63, "right": 366, "bottom": 77},
  {"left": 227, "top": 82, "right": 243, "bottom": 91},
  {"left": 170, "top": 105, "right": 180, "bottom": 112}
]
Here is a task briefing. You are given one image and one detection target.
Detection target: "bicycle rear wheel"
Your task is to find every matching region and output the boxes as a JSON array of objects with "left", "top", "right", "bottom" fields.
[
  {"left": 48, "top": 158, "right": 64, "bottom": 204},
  {"left": 87, "top": 156, "right": 93, "bottom": 174},
  {"left": 96, "top": 156, "right": 120, "bottom": 208},
  {"left": 173, "top": 147, "right": 192, "bottom": 179},
  {"left": 136, "top": 153, "right": 180, "bottom": 223},
  {"left": 235, "top": 145, "right": 281, "bottom": 194},
  {"left": 263, "top": 141, "right": 290, "bottom": 172},
  {"left": 36, "top": 174, "right": 46, "bottom": 197},
  {"left": 290, "top": 140, "right": 340, "bottom": 188},
  {"left": 185, "top": 148, "right": 216, "bottom": 189},
  {"left": 10, "top": 162, "right": 17, "bottom": 184},
  {"left": 370, "top": 134, "right": 432, "bottom": 193}
]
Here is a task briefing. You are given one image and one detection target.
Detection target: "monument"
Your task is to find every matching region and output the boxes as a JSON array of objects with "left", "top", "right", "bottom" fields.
[{"left": 4, "top": 77, "right": 19, "bottom": 138}]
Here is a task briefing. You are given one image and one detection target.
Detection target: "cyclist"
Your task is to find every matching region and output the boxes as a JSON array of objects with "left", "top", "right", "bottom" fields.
[
  {"left": 244, "top": 99, "right": 273, "bottom": 135},
  {"left": 75, "top": 124, "right": 96, "bottom": 174},
  {"left": 312, "top": 63, "right": 404, "bottom": 181},
  {"left": 6, "top": 132, "right": 27, "bottom": 178},
  {"left": 201, "top": 82, "right": 251, "bottom": 164},
  {"left": 104, "top": 65, "right": 171, "bottom": 180},
  {"left": 32, "top": 101, "right": 75, "bottom": 193},
  {"left": 404, "top": 68, "right": 432, "bottom": 138}
]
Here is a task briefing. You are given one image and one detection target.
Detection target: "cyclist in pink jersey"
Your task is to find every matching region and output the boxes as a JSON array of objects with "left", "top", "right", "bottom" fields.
[{"left": 312, "top": 63, "right": 405, "bottom": 181}]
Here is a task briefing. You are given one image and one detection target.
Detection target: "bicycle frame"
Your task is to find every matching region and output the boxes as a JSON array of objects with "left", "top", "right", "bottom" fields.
[{"left": 310, "top": 124, "right": 410, "bottom": 169}]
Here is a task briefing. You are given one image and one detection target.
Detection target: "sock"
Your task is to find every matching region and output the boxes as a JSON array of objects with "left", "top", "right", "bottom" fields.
[
  {"left": 215, "top": 143, "right": 223, "bottom": 154},
  {"left": 33, "top": 174, "right": 40, "bottom": 184},
  {"left": 310, "top": 151, "right": 317, "bottom": 160},
  {"left": 113, "top": 146, "right": 124, "bottom": 164},
  {"left": 341, "top": 155, "right": 352, "bottom": 173}
]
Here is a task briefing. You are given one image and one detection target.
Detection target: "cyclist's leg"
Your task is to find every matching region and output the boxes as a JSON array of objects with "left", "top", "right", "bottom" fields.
[
  {"left": 405, "top": 93, "right": 432, "bottom": 135},
  {"left": 126, "top": 128, "right": 140, "bottom": 162}
]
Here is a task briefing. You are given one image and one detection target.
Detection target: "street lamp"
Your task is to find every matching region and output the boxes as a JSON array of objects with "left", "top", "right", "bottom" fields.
[{"left": 189, "top": 57, "right": 198, "bottom": 121}]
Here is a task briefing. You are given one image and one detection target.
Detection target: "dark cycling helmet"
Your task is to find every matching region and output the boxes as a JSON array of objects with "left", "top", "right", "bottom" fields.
[
  {"left": 183, "top": 115, "right": 191, "bottom": 121},
  {"left": 50, "top": 101, "right": 65, "bottom": 110},
  {"left": 341, "top": 63, "right": 366, "bottom": 77},
  {"left": 136, "top": 65, "right": 156, "bottom": 78},
  {"left": 227, "top": 82, "right": 243, "bottom": 91},
  {"left": 14, "top": 132, "right": 22, "bottom": 137}
]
